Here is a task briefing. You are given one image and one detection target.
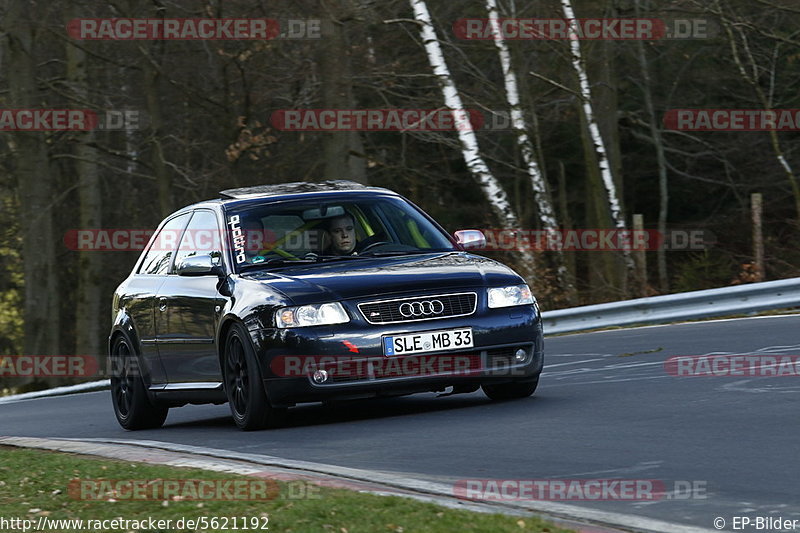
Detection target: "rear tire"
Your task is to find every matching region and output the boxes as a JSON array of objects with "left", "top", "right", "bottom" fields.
[
  {"left": 223, "top": 324, "right": 287, "bottom": 431},
  {"left": 110, "top": 335, "right": 169, "bottom": 430},
  {"left": 482, "top": 377, "right": 539, "bottom": 401}
]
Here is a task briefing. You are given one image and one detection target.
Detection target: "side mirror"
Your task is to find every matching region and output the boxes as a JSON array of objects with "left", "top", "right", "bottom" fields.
[
  {"left": 454, "top": 229, "right": 486, "bottom": 250},
  {"left": 176, "top": 254, "right": 224, "bottom": 277}
]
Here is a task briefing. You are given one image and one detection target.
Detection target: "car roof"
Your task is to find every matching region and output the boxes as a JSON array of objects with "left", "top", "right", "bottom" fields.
[
  {"left": 173, "top": 180, "right": 400, "bottom": 215},
  {"left": 220, "top": 180, "right": 389, "bottom": 199}
]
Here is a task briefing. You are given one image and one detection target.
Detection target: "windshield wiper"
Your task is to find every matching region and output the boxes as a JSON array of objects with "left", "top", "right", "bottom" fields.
[
  {"left": 360, "top": 249, "right": 456, "bottom": 257},
  {"left": 316, "top": 254, "right": 370, "bottom": 261}
]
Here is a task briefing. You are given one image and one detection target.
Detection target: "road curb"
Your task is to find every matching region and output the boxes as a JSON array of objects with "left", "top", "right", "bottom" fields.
[
  {"left": 0, "top": 436, "right": 715, "bottom": 533},
  {"left": 0, "top": 380, "right": 109, "bottom": 404}
]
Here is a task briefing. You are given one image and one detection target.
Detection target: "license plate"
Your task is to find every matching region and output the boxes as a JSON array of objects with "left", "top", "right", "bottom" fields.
[{"left": 383, "top": 328, "right": 473, "bottom": 356}]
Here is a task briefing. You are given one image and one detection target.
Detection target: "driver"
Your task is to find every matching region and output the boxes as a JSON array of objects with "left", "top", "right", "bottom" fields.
[{"left": 325, "top": 213, "right": 358, "bottom": 255}]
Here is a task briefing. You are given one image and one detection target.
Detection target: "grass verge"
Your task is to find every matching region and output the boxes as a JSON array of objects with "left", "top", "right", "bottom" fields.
[{"left": 0, "top": 447, "right": 574, "bottom": 533}]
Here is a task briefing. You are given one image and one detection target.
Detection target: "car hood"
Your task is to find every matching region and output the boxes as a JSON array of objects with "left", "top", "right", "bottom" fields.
[{"left": 241, "top": 252, "right": 523, "bottom": 304}]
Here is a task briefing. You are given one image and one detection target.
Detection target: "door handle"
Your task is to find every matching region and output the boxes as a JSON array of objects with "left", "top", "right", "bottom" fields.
[{"left": 158, "top": 297, "right": 168, "bottom": 312}]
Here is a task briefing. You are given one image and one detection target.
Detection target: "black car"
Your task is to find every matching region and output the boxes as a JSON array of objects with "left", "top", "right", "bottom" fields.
[{"left": 109, "top": 180, "right": 544, "bottom": 430}]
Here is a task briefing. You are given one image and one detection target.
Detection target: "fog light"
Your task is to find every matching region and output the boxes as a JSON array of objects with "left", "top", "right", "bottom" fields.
[
  {"left": 312, "top": 369, "right": 329, "bottom": 384},
  {"left": 514, "top": 349, "right": 527, "bottom": 362}
]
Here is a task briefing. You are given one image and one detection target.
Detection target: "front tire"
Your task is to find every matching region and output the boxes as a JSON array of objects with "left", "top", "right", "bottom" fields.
[
  {"left": 223, "top": 324, "right": 286, "bottom": 431},
  {"left": 110, "top": 335, "right": 169, "bottom": 430},
  {"left": 482, "top": 377, "right": 539, "bottom": 401}
]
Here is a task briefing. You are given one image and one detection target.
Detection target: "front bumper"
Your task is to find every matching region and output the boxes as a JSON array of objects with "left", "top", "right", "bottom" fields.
[{"left": 248, "top": 304, "right": 544, "bottom": 406}]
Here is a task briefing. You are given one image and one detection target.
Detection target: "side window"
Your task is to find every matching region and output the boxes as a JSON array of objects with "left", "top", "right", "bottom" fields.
[
  {"left": 174, "top": 210, "right": 222, "bottom": 270},
  {"left": 138, "top": 213, "right": 191, "bottom": 275}
]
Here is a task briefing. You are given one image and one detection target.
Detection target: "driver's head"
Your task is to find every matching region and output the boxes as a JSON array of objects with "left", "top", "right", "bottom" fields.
[{"left": 326, "top": 214, "right": 356, "bottom": 255}]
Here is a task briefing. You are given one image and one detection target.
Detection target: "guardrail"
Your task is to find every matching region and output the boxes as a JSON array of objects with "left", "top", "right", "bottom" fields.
[{"left": 541, "top": 277, "right": 800, "bottom": 335}]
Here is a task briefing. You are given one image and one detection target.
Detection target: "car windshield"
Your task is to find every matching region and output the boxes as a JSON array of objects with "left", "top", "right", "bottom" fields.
[{"left": 224, "top": 195, "right": 456, "bottom": 271}]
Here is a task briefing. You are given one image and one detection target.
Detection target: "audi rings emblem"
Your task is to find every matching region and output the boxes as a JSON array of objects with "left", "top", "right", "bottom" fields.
[{"left": 399, "top": 300, "right": 445, "bottom": 317}]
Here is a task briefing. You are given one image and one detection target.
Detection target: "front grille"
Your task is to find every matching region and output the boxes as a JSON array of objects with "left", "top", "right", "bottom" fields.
[{"left": 358, "top": 292, "right": 477, "bottom": 324}]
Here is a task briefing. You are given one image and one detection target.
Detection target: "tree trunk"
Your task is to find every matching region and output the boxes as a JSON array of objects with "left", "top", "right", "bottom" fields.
[
  {"left": 635, "top": 0, "right": 669, "bottom": 292},
  {"left": 557, "top": 161, "right": 577, "bottom": 289},
  {"left": 142, "top": 48, "right": 172, "bottom": 217},
  {"left": 4, "top": 4, "right": 60, "bottom": 371},
  {"left": 578, "top": 101, "right": 618, "bottom": 300},
  {"left": 318, "top": 1, "right": 367, "bottom": 183},
  {"left": 66, "top": 8, "right": 104, "bottom": 362}
]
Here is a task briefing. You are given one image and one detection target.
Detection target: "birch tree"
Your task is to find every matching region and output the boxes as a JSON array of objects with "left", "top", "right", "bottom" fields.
[
  {"left": 409, "top": 0, "right": 537, "bottom": 276},
  {"left": 485, "top": 0, "right": 575, "bottom": 298},
  {"left": 559, "top": 0, "right": 634, "bottom": 278}
]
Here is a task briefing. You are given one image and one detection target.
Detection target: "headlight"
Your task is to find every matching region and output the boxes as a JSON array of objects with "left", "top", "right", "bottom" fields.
[
  {"left": 487, "top": 284, "right": 535, "bottom": 308},
  {"left": 276, "top": 302, "right": 350, "bottom": 328}
]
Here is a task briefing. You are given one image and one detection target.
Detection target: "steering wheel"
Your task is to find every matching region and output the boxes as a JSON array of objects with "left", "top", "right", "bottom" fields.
[{"left": 358, "top": 241, "right": 392, "bottom": 253}]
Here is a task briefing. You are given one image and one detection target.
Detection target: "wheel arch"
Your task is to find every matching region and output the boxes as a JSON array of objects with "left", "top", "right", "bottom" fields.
[
  {"left": 217, "top": 315, "right": 245, "bottom": 371},
  {"left": 108, "top": 314, "right": 158, "bottom": 392},
  {"left": 217, "top": 314, "right": 283, "bottom": 410}
]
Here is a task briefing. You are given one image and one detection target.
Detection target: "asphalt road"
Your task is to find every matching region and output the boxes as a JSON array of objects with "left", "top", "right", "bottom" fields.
[{"left": 2, "top": 315, "right": 800, "bottom": 531}]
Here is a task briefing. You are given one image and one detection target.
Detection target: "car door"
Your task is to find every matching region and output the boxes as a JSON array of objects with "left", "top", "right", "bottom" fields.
[
  {"left": 154, "top": 209, "right": 226, "bottom": 385},
  {"left": 128, "top": 212, "right": 192, "bottom": 386}
]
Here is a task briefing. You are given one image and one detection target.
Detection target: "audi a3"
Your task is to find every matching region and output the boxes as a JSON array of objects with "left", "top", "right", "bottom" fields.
[{"left": 109, "top": 180, "right": 544, "bottom": 430}]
